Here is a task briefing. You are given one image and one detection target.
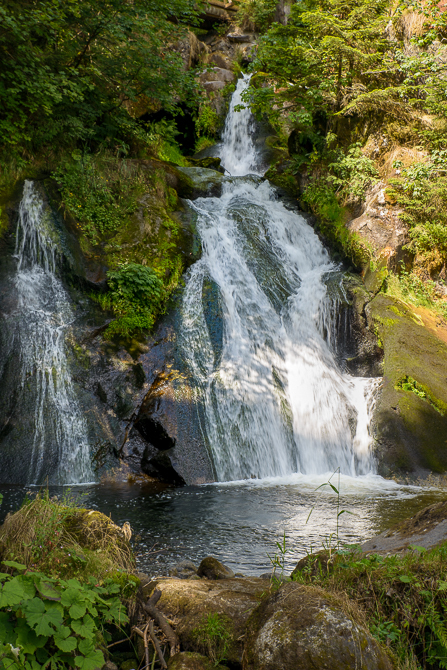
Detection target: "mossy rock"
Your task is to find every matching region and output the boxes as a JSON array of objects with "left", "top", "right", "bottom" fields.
[
  {"left": 367, "top": 294, "right": 447, "bottom": 477},
  {"left": 167, "top": 652, "right": 228, "bottom": 670},
  {"left": 243, "top": 582, "right": 393, "bottom": 670},
  {"left": 172, "top": 167, "right": 224, "bottom": 199}
]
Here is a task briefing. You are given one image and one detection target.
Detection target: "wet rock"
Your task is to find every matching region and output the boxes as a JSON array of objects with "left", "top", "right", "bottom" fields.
[
  {"left": 367, "top": 293, "right": 447, "bottom": 478},
  {"left": 197, "top": 557, "right": 235, "bottom": 580},
  {"left": 148, "top": 577, "right": 267, "bottom": 665},
  {"left": 169, "top": 560, "right": 198, "bottom": 579},
  {"left": 173, "top": 167, "right": 224, "bottom": 199},
  {"left": 187, "top": 156, "right": 224, "bottom": 173},
  {"left": 135, "top": 366, "right": 214, "bottom": 486},
  {"left": 243, "top": 582, "right": 393, "bottom": 670},
  {"left": 167, "top": 652, "right": 228, "bottom": 670},
  {"left": 362, "top": 499, "right": 447, "bottom": 555}
]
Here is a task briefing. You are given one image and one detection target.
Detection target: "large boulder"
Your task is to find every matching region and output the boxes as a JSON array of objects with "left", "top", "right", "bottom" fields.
[
  {"left": 147, "top": 577, "right": 267, "bottom": 665},
  {"left": 243, "top": 582, "right": 392, "bottom": 670},
  {"left": 368, "top": 293, "right": 447, "bottom": 478}
]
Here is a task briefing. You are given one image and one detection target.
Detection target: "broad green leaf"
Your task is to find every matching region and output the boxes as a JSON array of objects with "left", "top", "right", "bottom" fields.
[
  {"left": 15, "top": 575, "right": 36, "bottom": 601},
  {"left": 0, "top": 577, "right": 27, "bottom": 607},
  {"left": 36, "top": 581, "right": 61, "bottom": 601},
  {"left": 0, "top": 612, "right": 15, "bottom": 645},
  {"left": 2, "top": 561, "right": 27, "bottom": 571},
  {"left": 69, "top": 601, "right": 87, "bottom": 620},
  {"left": 24, "top": 598, "right": 63, "bottom": 636},
  {"left": 71, "top": 614, "right": 95, "bottom": 639},
  {"left": 0, "top": 572, "right": 11, "bottom": 582},
  {"left": 399, "top": 575, "right": 413, "bottom": 583},
  {"left": 16, "top": 618, "right": 46, "bottom": 654},
  {"left": 74, "top": 649, "right": 105, "bottom": 670},
  {"left": 77, "top": 638, "right": 94, "bottom": 655},
  {"left": 54, "top": 625, "right": 78, "bottom": 653}
]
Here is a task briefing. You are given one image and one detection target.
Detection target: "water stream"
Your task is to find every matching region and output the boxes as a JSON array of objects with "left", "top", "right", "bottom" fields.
[
  {"left": 0, "top": 181, "right": 92, "bottom": 485},
  {"left": 181, "top": 76, "right": 379, "bottom": 481}
]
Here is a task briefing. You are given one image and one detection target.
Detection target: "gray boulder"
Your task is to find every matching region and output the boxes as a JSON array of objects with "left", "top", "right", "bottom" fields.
[{"left": 243, "top": 582, "right": 392, "bottom": 670}]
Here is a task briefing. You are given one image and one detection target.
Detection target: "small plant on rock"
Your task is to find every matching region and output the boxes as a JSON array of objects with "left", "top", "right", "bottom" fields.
[{"left": 192, "top": 612, "right": 232, "bottom": 667}]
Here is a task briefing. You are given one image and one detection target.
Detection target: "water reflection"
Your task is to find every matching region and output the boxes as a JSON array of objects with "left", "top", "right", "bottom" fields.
[{"left": 1, "top": 477, "right": 446, "bottom": 577}]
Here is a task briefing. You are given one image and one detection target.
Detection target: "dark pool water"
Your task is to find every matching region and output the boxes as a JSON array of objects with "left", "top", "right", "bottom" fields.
[{"left": 1, "top": 474, "right": 446, "bottom": 577}]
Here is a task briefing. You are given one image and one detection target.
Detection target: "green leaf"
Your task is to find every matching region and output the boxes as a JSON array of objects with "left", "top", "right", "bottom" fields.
[
  {"left": 24, "top": 598, "right": 63, "bottom": 636},
  {"left": 71, "top": 614, "right": 96, "bottom": 639},
  {"left": 2, "top": 561, "right": 27, "bottom": 571},
  {"left": 0, "top": 612, "right": 15, "bottom": 645},
  {"left": 0, "top": 576, "right": 27, "bottom": 607},
  {"left": 16, "top": 618, "right": 46, "bottom": 654},
  {"left": 54, "top": 626, "right": 78, "bottom": 652},
  {"left": 74, "top": 649, "right": 105, "bottom": 670},
  {"left": 399, "top": 575, "right": 413, "bottom": 583},
  {"left": 36, "top": 581, "right": 61, "bottom": 601}
]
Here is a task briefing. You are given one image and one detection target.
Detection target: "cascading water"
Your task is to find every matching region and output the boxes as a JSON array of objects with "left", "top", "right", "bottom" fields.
[
  {"left": 180, "top": 78, "right": 380, "bottom": 482},
  {"left": 219, "top": 74, "right": 261, "bottom": 176},
  {"left": 0, "top": 181, "right": 92, "bottom": 485}
]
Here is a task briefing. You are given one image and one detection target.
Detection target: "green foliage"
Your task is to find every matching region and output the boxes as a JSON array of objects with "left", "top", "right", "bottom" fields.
[
  {"left": 192, "top": 613, "right": 233, "bottom": 667},
  {"left": 195, "top": 105, "right": 221, "bottom": 140},
  {"left": 0, "top": 564, "right": 128, "bottom": 670},
  {"left": 327, "top": 143, "right": 379, "bottom": 200},
  {"left": 0, "top": 0, "right": 200, "bottom": 161},
  {"left": 395, "top": 375, "right": 447, "bottom": 415},
  {"left": 267, "top": 532, "right": 291, "bottom": 589},
  {"left": 96, "top": 263, "right": 165, "bottom": 339},
  {"left": 53, "top": 153, "right": 145, "bottom": 245},
  {"left": 292, "top": 541, "right": 447, "bottom": 669},
  {"left": 236, "top": 0, "right": 278, "bottom": 31},
  {"left": 302, "top": 180, "right": 370, "bottom": 267}
]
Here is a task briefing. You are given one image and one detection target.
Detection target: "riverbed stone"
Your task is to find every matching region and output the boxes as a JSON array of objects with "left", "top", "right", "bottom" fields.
[
  {"left": 197, "top": 557, "right": 235, "bottom": 580},
  {"left": 173, "top": 167, "right": 224, "bottom": 199},
  {"left": 148, "top": 577, "right": 267, "bottom": 665},
  {"left": 167, "top": 652, "right": 228, "bottom": 670},
  {"left": 242, "top": 582, "right": 393, "bottom": 670}
]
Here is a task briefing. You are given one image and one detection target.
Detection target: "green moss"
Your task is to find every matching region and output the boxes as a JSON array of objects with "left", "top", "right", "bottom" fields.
[{"left": 395, "top": 375, "right": 447, "bottom": 416}]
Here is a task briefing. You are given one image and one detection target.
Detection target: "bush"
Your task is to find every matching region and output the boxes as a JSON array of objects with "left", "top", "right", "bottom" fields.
[{"left": 95, "top": 263, "right": 166, "bottom": 339}]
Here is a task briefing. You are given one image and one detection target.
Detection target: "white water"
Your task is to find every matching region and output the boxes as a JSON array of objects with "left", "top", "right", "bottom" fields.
[
  {"left": 219, "top": 74, "right": 260, "bottom": 176},
  {"left": 9, "top": 181, "right": 92, "bottom": 484},
  {"left": 180, "top": 78, "right": 381, "bottom": 482}
]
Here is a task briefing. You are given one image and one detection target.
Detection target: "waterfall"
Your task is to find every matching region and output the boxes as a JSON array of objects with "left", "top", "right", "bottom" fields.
[
  {"left": 219, "top": 74, "right": 260, "bottom": 176},
  {"left": 0, "top": 181, "right": 92, "bottom": 485},
  {"left": 180, "top": 78, "right": 379, "bottom": 482}
]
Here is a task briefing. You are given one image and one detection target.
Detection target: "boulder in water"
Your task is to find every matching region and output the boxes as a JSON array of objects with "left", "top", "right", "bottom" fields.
[
  {"left": 169, "top": 560, "right": 199, "bottom": 579},
  {"left": 197, "top": 556, "right": 235, "bottom": 580},
  {"left": 243, "top": 582, "right": 393, "bottom": 670},
  {"left": 173, "top": 167, "right": 224, "bottom": 199}
]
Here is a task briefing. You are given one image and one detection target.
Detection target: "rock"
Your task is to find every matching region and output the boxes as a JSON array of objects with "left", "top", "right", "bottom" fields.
[
  {"left": 167, "top": 652, "right": 228, "bottom": 670},
  {"left": 147, "top": 577, "right": 267, "bottom": 665},
  {"left": 187, "top": 157, "right": 224, "bottom": 173},
  {"left": 208, "top": 51, "right": 232, "bottom": 70},
  {"left": 227, "top": 33, "right": 251, "bottom": 42},
  {"left": 243, "top": 582, "right": 393, "bottom": 670},
  {"left": 173, "top": 167, "right": 224, "bottom": 199},
  {"left": 203, "top": 81, "right": 226, "bottom": 93},
  {"left": 135, "top": 367, "right": 214, "bottom": 486},
  {"left": 169, "top": 559, "right": 198, "bottom": 579},
  {"left": 362, "top": 499, "right": 447, "bottom": 555},
  {"left": 102, "top": 663, "right": 118, "bottom": 670},
  {"left": 347, "top": 181, "right": 410, "bottom": 272},
  {"left": 199, "top": 67, "right": 236, "bottom": 85},
  {"left": 174, "top": 31, "right": 209, "bottom": 70},
  {"left": 367, "top": 293, "right": 447, "bottom": 477},
  {"left": 120, "top": 661, "right": 138, "bottom": 670},
  {"left": 197, "top": 557, "right": 235, "bottom": 580}
]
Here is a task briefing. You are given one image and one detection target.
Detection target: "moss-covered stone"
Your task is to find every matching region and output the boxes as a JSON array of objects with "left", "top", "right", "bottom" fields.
[
  {"left": 243, "top": 582, "right": 393, "bottom": 670},
  {"left": 367, "top": 294, "right": 447, "bottom": 477}
]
